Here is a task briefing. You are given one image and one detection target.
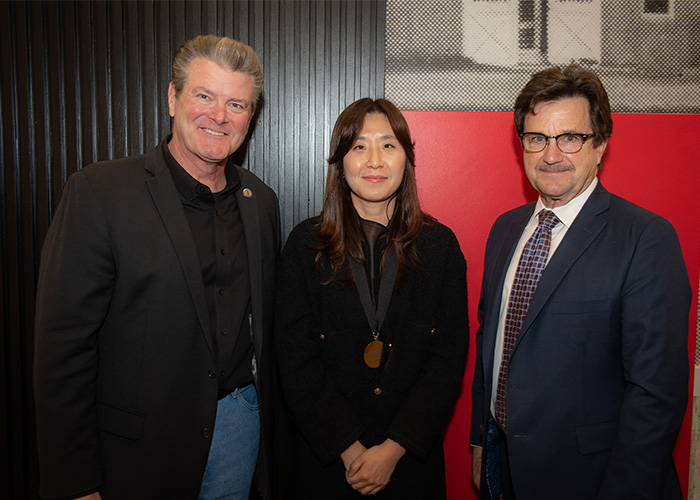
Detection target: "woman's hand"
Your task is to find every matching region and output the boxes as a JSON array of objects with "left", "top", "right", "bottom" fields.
[
  {"left": 345, "top": 439, "right": 405, "bottom": 495},
  {"left": 341, "top": 440, "right": 367, "bottom": 471},
  {"left": 74, "top": 494, "right": 101, "bottom": 500}
]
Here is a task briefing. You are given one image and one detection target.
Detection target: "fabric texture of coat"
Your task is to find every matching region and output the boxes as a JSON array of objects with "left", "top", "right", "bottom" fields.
[
  {"left": 34, "top": 141, "right": 280, "bottom": 499},
  {"left": 275, "top": 216, "right": 469, "bottom": 499},
  {"left": 470, "top": 181, "right": 691, "bottom": 500}
]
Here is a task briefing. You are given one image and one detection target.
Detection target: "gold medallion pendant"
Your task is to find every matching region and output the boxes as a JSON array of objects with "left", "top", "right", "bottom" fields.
[{"left": 363, "top": 332, "right": 384, "bottom": 369}]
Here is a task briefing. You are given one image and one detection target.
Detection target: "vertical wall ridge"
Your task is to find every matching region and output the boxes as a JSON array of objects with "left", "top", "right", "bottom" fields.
[{"left": 0, "top": 1, "right": 385, "bottom": 497}]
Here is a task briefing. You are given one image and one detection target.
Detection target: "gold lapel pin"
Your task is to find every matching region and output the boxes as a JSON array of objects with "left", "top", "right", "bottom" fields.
[{"left": 242, "top": 188, "right": 253, "bottom": 198}]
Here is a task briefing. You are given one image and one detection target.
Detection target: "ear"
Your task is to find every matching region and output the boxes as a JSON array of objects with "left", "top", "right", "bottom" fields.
[
  {"left": 594, "top": 139, "right": 608, "bottom": 167},
  {"left": 167, "top": 82, "right": 177, "bottom": 118}
]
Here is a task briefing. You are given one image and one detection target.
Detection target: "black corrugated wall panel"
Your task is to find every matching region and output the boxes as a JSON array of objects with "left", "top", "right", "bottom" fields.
[{"left": 0, "top": 1, "right": 385, "bottom": 497}]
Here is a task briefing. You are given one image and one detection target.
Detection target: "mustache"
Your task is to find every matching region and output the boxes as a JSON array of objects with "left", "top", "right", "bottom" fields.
[{"left": 537, "top": 164, "right": 573, "bottom": 173}]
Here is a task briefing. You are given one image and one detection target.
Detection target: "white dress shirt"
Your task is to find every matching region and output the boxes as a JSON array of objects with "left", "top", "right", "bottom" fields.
[{"left": 489, "top": 177, "right": 599, "bottom": 416}]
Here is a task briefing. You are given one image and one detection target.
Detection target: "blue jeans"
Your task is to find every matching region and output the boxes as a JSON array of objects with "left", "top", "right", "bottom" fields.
[{"left": 198, "top": 383, "right": 260, "bottom": 500}]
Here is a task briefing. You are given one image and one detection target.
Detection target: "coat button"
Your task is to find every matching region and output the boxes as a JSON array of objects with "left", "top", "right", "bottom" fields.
[
  {"left": 374, "top": 387, "right": 382, "bottom": 396},
  {"left": 202, "top": 428, "right": 211, "bottom": 438},
  {"left": 208, "top": 370, "right": 216, "bottom": 378},
  {"left": 319, "top": 334, "right": 325, "bottom": 340}
]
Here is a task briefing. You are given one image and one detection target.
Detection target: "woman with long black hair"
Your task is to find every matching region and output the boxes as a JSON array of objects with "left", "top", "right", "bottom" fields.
[{"left": 275, "top": 98, "right": 469, "bottom": 498}]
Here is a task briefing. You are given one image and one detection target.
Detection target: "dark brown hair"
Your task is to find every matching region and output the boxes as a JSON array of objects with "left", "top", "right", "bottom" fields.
[
  {"left": 514, "top": 65, "right": 612, "bottom": 148},
  {"left": 316, "top": 98, "right": 424, "bottom": 284}
]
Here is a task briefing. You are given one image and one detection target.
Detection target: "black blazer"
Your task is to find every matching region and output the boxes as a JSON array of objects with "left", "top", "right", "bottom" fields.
[
  {"left": 470, "top": 182, "right": 691, "bottom": 499},
  {"left": 275, "top": 217, "right": 469, "bottom": 465},
  {"left": 34, "top": 142, "right": 280, "bottom": 499}
]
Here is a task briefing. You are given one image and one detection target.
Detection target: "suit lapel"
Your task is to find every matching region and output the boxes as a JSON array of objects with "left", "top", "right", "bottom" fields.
[
  {"left": 235, "top": 173, "right": 263, "bottom": 364},
  {"left": 515, "top": 182, "right": 611, "bottom": 347},
  {"left": 144, "top": 150, "right": 216, "bottom": 359}
]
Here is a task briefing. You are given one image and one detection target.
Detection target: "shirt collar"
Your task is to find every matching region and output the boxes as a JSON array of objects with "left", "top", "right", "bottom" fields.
[
  {"left": 161, "top": 136, "right": 241, "bottom": 201},
  {"left": 528, "top": 177, "right": 598, "bottom": 229}
]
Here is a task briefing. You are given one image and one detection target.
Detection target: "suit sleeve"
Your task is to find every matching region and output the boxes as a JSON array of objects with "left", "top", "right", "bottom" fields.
[
  {"left": 34, "top": 171, "right": 114, "bottom": 499},
  {"left": 384, "top": 229, "right": 470, "bottom": 459},
  {"left": 469, "top": 222, "right": 501, "bottom": 448},
  {"left": 597, "top": 216, "right": 691, "bottom": 499}
]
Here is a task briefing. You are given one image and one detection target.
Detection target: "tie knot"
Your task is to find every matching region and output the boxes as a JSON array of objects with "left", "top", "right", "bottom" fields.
[{"left": 538, "top": 210, "right": 560, "bottom": 229}]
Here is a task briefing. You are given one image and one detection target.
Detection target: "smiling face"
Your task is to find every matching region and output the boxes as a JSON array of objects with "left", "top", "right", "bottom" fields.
[
  {"left": 522, "top": 96, "right": 608, "bottom": 208},
  {"left": 167, "top": 57, "right": 254, "bottom": 175},
  {"left": 342, "top": 113, "right": 407, "bottom": 224}
]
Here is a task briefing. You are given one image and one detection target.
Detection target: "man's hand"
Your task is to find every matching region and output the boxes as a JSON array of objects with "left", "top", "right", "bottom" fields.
[
  {"left": 345, "top": 439, "right": 405, "bottom": 495},
  {"left": 471, "top": 446, "right": 482, "bottom": 491}
]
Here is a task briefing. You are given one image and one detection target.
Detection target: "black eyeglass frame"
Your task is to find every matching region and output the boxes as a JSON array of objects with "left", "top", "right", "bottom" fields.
[{"left": 518, "top": 132, "right": 596, "bottom": 153}]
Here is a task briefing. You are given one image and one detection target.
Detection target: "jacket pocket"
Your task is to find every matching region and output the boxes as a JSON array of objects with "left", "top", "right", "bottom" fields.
[
  {"left": 97, "top": 402, "right": 144, "bottom": 440},
  {"left": 312, "top": 325, "right": 353, "bottom": 357},
  {"left": 311, "top": 326, "right": 355, "bottom": 390},
  {"left": 575, "top": 421, "right": 617, "bottom": 455},
  {"left": 551, "top": 299, "right": 614, "bottom": 315}
]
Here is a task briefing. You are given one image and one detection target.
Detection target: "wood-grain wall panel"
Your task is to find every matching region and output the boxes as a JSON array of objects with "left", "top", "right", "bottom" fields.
[{"left": 0, "top": 1, "right": 385, "bottom": 497}]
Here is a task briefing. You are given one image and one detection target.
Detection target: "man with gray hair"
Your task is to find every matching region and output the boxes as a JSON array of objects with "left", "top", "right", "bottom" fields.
[{"left": 34, "top": 35, "right": 279, "bottom": 500}]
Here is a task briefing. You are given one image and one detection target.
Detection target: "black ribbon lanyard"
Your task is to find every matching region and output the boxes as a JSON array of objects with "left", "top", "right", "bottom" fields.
[{"left": 348, "top": 252, "right": 398, "bottom": 368}]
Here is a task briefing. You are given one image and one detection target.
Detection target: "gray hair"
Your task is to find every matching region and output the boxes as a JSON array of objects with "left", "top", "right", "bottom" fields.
[{"left": 172, "top": 35, "right": 264, "bottom": 109}]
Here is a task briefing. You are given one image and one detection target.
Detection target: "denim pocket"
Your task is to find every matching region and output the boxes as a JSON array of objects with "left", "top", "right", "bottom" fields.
[{"left": 233, "top": 383, "right": 259, "bottom": 411}]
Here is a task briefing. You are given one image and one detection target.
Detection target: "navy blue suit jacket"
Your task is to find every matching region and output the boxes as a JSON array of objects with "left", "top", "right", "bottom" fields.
[{"left": 470, "top": 182, "right": 691, "bottom": 499}]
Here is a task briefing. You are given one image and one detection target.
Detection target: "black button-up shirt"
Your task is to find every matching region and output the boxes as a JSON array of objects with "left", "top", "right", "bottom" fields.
[{"left": 163, "top": 139, "right": 253, "bottom": 397}]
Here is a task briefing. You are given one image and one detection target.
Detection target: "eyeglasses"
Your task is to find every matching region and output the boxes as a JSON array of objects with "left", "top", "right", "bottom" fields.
[{"left": 518, "top": 132, "right": 595, "bottom": 153}]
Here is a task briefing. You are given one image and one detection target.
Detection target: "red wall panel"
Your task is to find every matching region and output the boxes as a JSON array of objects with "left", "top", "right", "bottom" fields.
[{"left": 404, "top": 110, "right": 700, "bottom": 500}]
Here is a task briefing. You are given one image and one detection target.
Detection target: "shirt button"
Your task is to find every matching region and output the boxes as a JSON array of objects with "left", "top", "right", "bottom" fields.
[
  {"left": 319, "top": 334, "right": 325, "bottom": 340},
  {"left": 220, "top": 370, "right": 225, "bottom": 377},
  {"left": 218, "top": 288, "right": 225, "bottom": 295},
  {"left": 202, "top": 428, "right": 211, "bottom": 438},
  {"left": 220, "top": 248, "right": 227, "bottom": 255},
  {"left": 208, "top": 370, "right": 216, "bottom": 378},
  {"left": 220, "top": 328, "right": 227, "bottom": 336},
  {"left": 374, "top": 388, "right": 382, "bottom": 396}
]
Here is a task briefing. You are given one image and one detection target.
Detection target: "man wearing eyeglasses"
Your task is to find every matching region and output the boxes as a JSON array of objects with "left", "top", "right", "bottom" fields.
[{"left": 470, "top": 65, "right": 691, "bottom": 500}]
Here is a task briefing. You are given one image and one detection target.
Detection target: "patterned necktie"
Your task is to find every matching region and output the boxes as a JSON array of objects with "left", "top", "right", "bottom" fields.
[{"left": 495, "top": 209, "right": 560, "bottom": 430}]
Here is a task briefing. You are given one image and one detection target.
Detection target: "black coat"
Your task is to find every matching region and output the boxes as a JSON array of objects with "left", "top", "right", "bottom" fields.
[
  {"left": 34, "top": 142, "right": 280, "bottom": 499},
  {"left": 275, "top": 217, "right": 469, "bottom": 499}
]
